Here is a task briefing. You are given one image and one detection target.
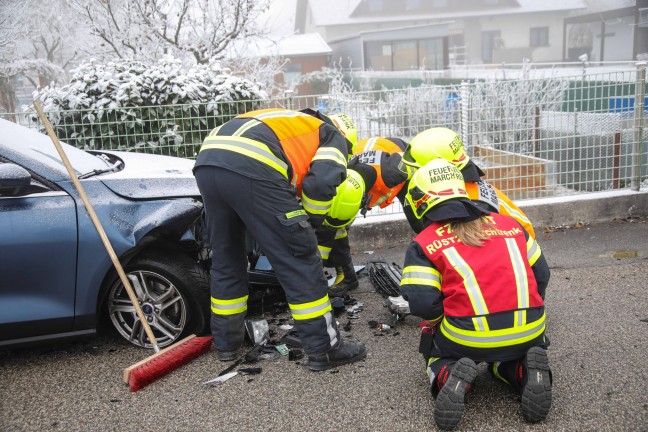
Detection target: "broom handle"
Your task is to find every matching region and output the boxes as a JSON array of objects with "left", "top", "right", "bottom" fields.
[{"left": 33, "top": 101, "right": 160, "bottom": 353}]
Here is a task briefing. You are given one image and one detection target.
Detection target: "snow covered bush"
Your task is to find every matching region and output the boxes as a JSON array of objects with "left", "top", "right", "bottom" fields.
[{"left": 33, "top": 57, "right": 268, "bottom": 157}]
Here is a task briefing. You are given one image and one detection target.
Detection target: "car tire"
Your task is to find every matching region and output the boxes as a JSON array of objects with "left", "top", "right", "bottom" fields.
[{"left": 102, "top": 251, "right": 210, "bottom": 349}]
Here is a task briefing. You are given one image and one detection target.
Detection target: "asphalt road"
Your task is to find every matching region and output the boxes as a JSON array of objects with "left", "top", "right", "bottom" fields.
[{"left": 1, "top": 217, "right": 647, "bottom": 432}]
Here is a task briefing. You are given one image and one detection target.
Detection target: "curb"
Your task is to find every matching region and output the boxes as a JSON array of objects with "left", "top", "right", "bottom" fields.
[{"left": 349, "top": 190, "right": 648, "bottom": 252}]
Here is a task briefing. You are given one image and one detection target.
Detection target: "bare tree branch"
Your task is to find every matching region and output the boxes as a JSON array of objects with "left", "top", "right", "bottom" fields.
[{"left": 69, "top": 0, "right": 272, "bottom": 65}]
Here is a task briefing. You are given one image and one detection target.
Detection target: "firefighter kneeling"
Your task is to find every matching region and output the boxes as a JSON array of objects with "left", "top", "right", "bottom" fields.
[{"left": 399, "top": 159, "right": 553, "bottom": 430}]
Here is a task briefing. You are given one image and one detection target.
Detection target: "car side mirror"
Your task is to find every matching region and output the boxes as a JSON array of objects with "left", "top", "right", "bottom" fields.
[{"left": 0, "top": 163, "right": 32, "bottom": 196}]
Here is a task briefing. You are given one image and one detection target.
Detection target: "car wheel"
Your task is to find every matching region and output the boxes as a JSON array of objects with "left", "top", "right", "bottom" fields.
[{"left": 104, "top": 251, "right": 210, "bottom": 349}]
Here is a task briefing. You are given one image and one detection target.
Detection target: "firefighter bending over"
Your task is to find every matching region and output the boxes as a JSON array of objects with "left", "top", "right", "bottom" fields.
[{"left": 193, "top": 108, "right": 366, "bottom": 371}]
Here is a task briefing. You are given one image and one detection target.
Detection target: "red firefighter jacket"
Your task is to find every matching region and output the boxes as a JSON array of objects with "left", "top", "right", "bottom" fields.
[{"left": 400, "top": 212, "right": 547, "bottom": 350}]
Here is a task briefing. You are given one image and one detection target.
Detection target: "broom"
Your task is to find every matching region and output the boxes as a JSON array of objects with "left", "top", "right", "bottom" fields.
[{"left": 34, "top": 100, "right": 213, "bottom": 392}]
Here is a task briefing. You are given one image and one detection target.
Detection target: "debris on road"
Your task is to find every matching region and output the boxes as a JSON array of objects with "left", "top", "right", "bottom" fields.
[
  {"left": 368, "top": 320, "right": 391, "bottom": 332},
  {"left": 368, "top": 261, "right": 402, "bottom": 297},
  {"left": 288, "top": 349, "right": 304, "bottom": 361},
  {"left": 204, "top": 367, "right": 262, "bottom": 386},
  {"left": 204, "top": 371, "right": 239, "bottom": 385}
]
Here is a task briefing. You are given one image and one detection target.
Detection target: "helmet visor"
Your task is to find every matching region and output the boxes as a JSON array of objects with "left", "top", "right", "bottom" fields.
[
  {"left": 398, "top": 149, "right": 418, "bottom": 179},
  {"left": 401, "top": 145, "right": 419, "bottom": 168}
]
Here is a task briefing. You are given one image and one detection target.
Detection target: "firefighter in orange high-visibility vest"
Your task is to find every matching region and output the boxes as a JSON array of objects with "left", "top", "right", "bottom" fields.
[
  {"left": 193, "top": 108, "right": 366, "bottom": 371},
  {"left": 399, "top": 158, "right": 552, "bottom": 430},
  {"left": 398, "top": 127, "right": 536, "bottom": 238},
  {"left": 318, "top": 136, "right": 410, "bottom": 297}
]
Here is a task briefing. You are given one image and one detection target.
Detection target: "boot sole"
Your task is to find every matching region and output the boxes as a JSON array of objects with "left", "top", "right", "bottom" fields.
[
  {"left": 434, "top": 357, "right": 478, "bottom": 431},
  {"left": 307, "top": 346, "right": 367, "bottom": 371},
  {"left": 521, "top": 347, "right": 552, "bottom": 423}
]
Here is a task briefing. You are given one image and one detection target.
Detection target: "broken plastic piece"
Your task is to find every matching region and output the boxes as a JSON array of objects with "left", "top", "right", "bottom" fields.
[
  {"left": 288, "top": 349, "right": 304, "bottom": 361},
  {"left": 346, "top": 303, "right": 364, "bottom": 314},
  {"left": 343, "top": 321, "right": 352, "bottom": 331},
  {"left": 244, "top": 344, "right": 266, "bottom": 363},
  {"left": 275, "top": 344, "right": 289, "bottom": 356},
  {"left": 218, "top": 358, "right": 244, "bottom": 376},
  {"left": 368, "top": 320, "right": 391, "bottom": 331},
  {"left": 238, "top": 367, "right": 262, "bottom": 376},
  {"left": 279, "top": 333, "right": 302, "bottom": 348},
  {"left": 245, "top": 319, "right": 270, "bottom": 345},
  {"left": 386, "top": 295, "right": 410, "bottom": 316},
  {"left": 331, "top": 296, "right": 346, "bottom": 311},
  {"left": 368, "top": 261, "right": 402, "bottom": 297},
  {"left": 204, "top": 371, "right": 238, "bottom": 385}
]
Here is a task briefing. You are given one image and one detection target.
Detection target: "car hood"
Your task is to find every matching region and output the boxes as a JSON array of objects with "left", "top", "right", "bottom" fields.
[{"left": 97, "top": 151, "right": 200, "bottom": 199}]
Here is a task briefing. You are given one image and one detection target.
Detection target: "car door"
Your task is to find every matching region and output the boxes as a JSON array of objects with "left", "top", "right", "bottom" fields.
[{"left": 0, "top": 169, "right": 78, "bottom": 344}]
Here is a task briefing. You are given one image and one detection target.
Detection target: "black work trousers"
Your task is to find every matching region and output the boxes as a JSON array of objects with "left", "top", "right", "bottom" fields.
[
  {"left": 315, "top": 226, "right": 353, "bottom": 268},
  {"left": 194, "top": 165, "right": 339, "bottom": 356}
]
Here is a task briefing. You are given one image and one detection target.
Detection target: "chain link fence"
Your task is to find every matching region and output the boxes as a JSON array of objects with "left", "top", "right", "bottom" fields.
[{"left": 2, "top": 65, "right": 646, "bottom": 219}]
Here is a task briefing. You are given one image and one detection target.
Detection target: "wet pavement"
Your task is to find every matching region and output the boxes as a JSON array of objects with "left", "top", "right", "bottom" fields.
[{"left": 1, "top": 217, "right": 647, "bottom": 432}]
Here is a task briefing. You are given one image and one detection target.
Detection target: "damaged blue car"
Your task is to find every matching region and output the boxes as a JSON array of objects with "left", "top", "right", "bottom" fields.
[{"left": 0, "top": 119, "right": 211, "bottom": 349}]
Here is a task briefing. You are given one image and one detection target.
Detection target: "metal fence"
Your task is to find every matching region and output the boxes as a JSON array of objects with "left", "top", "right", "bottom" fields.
[{"left": 2, "top": 64, "right": 646, "bottom": 219}]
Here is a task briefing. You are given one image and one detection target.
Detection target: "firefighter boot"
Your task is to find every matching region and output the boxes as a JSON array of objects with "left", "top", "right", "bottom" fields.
[
  {"left": 328, "top": 262, "right": 359, "bottom": 297},
  {"left": 520, "top": 347, "right": 552, "bottom": 423},
  {"left": 217, "top": 350, "right": 238, "bottom": 361},
  {"left": 433, "top": 357, "right": 478, "bottom": 431},
  {"left": 307, "top": 339, "right": 367, "bottom": 371}
]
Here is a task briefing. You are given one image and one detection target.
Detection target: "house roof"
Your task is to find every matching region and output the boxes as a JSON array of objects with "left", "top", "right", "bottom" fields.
[
  {"left": 307, "top": 0, "right": 588, "bottom": 27},
  {"left": 328, "top": 21, "right": 452, "bottom": 44},
  {"left": 228, "top": 33, "right": 332, "bottom": 59}
]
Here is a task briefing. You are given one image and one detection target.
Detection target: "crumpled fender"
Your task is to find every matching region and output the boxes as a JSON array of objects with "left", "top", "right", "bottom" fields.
[{"left": 105, "top": 198, "right": 203, "bottom": 251}]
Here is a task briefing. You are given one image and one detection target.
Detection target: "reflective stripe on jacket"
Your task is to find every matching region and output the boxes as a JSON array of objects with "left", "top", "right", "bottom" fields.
[
  {"left": 195, "top": 108, "right": 349, "bottom": 225},
  {"left": 465, "top": 181, "right": 536, "bottom": 239},
  {"left": 409, "top": 213, "right": 545, "bottom": 348}
]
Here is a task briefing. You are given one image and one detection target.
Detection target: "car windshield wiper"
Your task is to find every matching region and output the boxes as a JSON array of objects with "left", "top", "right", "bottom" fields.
[{"left": 78, "top": 160, "right": 124, "bottom": 179}]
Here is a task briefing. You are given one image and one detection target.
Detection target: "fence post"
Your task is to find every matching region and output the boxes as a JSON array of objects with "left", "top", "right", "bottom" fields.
[
  {"left": 534, "top": 106, "right": 540, "bottom": 158},
  {"left": 460, "top": 81, "right": 470, "bottom": 150},
  {"left": 632, "top": 62, "right": 646, "bottom": 191},
  {"left": 284, "top": 90, "right": 294, "bottom": 110},
  {"left": 613, "top": 131, "right": 621, "bottom": 189}
]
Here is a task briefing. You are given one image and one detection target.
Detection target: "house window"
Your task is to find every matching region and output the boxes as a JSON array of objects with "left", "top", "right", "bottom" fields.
[
  {"left": 393, "top": 40, "right": 418, "bottom": 70},
  {"left": 432, "top": 0, "right": 447, "bottom": 7},
  {"left": 365, "top": 41, "right": 392, "bottom": 70},
  {"left": 530, "top": 27, "right": 549, "bottom": 47},
  {"left": 365, "top": 37, "right": 446, "bottom": 70},
  {"left": 419, "top": 38, "right": 445, "bottom": 69},
  {"left": 283, "top": 63, "right": 302, "bottom": 85},
  {"left": 482, "top": 30, "right": 500, "bottom": 62}
]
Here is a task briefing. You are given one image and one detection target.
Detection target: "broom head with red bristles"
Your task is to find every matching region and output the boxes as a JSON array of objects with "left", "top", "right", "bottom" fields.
[{"left": 124, "top": 334, "right": 213, "bottom": 392}]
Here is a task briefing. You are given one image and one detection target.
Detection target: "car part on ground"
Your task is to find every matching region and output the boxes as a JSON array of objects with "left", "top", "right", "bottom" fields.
[{"left": 368, "top": 261, "right": 403, "bottom": 297}]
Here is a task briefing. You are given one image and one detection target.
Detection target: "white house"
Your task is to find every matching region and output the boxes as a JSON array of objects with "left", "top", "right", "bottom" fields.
[{"left": 296, "top": 0, "right": 590, "bottom": 70}]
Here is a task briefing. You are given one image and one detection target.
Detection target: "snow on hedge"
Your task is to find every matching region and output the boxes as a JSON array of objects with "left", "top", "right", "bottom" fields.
[{"left": 33, "top": 57, "right": 268, "bottom": 157}]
